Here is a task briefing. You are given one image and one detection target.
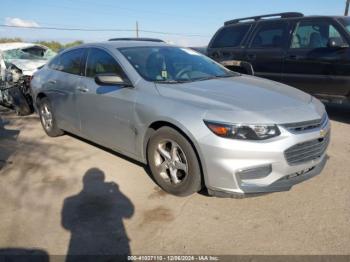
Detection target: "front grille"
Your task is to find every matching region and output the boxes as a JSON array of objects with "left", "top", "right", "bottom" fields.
[
  {"left": 284, "top": 132, "right": 330, "bottom": 165},
  {"left": 282, "top": 113, "right": 328, "bottom": 133}
]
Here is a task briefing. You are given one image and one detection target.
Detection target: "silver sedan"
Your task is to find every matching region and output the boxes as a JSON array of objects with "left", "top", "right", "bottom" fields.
[{"left": 31, "top": 40, "right": 330, "bottom": 197}]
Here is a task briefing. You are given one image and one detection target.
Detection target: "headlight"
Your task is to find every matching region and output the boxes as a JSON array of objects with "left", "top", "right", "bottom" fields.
[{"left": 204, "top": 120, "right": 280, "bottom": 140}]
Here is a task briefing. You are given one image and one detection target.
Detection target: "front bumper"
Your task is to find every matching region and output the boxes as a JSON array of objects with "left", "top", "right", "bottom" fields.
[{"left": 198, "top": 121, "right": 330, "bottom": 196}]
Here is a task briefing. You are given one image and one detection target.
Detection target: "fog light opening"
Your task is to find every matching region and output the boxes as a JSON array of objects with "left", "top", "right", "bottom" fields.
[{"left": 237, "top": 164, "right": 272, "bottom": 180}]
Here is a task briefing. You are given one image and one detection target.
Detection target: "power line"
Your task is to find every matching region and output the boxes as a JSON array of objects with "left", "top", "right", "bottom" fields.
[
  {"left": 1, "top": 24, "right": 133, "bottom": 32},
  {"left": 0, "top": 24, "right": 210, "bottom": 37}
]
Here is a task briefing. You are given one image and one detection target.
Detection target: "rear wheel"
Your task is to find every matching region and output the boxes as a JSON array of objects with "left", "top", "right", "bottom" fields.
[
  {"left": 38, "top": 97, "right": 64, "bottom": 137},
  {"left": 147, "top": 127, "right": 202, "bottom": 196}
]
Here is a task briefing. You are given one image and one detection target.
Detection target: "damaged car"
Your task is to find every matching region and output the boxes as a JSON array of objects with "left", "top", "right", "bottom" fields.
[{"left": 0, "top": 42, "right": 56, "bottom": 115}]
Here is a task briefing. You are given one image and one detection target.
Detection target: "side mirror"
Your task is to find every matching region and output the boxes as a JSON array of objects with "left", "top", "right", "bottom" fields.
[
  {"left": 327, "top": 37, "right": 348, "bottom": 48},
  {"left": 95, "top": 74, "right": 132, "bottom": 87}
]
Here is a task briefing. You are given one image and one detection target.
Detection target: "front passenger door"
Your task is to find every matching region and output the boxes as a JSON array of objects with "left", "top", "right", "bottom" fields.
[
  {"left": 283, "top": 19, "right": 350, "bottom": 96},
  {"left": 76, "top": 48, "right": 137, "bottom": 154}
]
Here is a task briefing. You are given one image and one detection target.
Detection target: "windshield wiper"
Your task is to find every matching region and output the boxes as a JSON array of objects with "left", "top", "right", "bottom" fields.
[
  {"left": 155, "top": 74, "right": 236, "bottom": 84},
  {"left": 154, "top": 80, "right": 189, "bottom": 84},
  {"left": 192, "top": 75, "right": 231, "bottom": 81}
]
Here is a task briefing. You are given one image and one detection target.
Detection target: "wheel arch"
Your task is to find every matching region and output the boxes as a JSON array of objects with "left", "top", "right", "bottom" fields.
[
  {"left": 35, "top": 92, "right": 48, "bottom": 108},
  {"left": 143, "top": 120, "right": 207, "bottom": 187}
]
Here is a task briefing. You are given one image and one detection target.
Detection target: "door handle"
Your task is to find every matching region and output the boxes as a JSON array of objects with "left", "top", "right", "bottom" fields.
[
  {"left": 288, "top": 55, "right": 301, "bottom": 60},
  {"left": 77, "top": 87, "right": 89, "bottom": 93},
  {"left": 48, "top": 80, "right": 57, "bottom": 85},
  {"left": 246, "top": 54, "right": 256, "bottom": 60}
]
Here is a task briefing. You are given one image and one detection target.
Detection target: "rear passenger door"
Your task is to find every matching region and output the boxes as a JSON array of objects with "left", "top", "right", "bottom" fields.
[
  {"left": 45, "top": 48, "right": 84, "bottom": 133},
  {"left": 282, "top": 18, "right": 350, "bottom": 96},
  {"left": 245, "top": 21, "right": 290, "bottom": 82}
]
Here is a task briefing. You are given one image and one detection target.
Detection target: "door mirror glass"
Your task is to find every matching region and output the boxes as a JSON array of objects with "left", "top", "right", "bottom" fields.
[{"left": 95, "top": 74, "right": 131, "bottom": 86}]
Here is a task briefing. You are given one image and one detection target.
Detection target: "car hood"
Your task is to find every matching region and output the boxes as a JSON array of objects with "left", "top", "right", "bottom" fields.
[
  {"left": 155, "top": 75, "right": 324, "bottom": 124},
  {"left": 7, "top": 59, "right": 47, "bottom": 76}
]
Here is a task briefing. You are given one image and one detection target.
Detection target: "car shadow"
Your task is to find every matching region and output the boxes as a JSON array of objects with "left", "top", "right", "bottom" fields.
[
  {"left": 66, "top": 132, "right": 158, "bottom": 185},
  {"left": 325, "top": 103, "right": 350, "bottom": 124},
  {"left": 62, "top": 168, "right": 134, "bottom": 261},
  {"left": 0, "top": 106, "right": 20, "bottom": 170}
]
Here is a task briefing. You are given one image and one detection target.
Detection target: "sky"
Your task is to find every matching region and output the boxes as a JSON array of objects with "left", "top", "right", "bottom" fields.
[{"left": 0, "top": 0, "right": 347, "bottom": 46}]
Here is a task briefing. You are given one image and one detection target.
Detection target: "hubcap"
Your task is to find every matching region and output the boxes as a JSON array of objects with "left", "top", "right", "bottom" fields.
[
  {"left": 154, "top": 139, "right": 188, "bottom": 185},
  {"left": 40, "top": 104, "right": 53, "bottom": 130}
]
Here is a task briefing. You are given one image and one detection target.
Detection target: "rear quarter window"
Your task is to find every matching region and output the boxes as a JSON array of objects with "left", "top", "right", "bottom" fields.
[{"left": 210, "top": 24, "right": 251, "bottom": 48}]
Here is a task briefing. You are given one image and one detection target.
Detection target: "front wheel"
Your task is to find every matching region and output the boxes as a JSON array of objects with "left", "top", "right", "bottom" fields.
[
  {"left": 147, "top": 127, "right": 202, "bottom": 196},
  {"left": 38, "top": 97, "right": 64, "bottom": 137}
]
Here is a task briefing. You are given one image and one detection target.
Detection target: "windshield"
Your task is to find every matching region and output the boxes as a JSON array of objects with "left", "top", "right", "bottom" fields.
[
  {"left": 119, "top": 46, "right": 237, "bottom": 83},
  {"left": 3, "top": 46, "right": 56, "bottom": 63}
]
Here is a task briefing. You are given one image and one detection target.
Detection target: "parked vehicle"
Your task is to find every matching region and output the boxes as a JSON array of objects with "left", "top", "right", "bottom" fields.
[
  {"left": 0, "top": 42, "right": 56, "bottom": 115},
  {"left": 31, "top": 40, "right": 330, "bottom": 197},
  {"left": 207, "top": 12, "right": 350, "bottom": 104}
]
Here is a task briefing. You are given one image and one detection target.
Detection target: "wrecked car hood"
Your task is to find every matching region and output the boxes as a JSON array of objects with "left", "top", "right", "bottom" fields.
[{"left": 7, "top": 59, "right": 47, "bottom": 76}]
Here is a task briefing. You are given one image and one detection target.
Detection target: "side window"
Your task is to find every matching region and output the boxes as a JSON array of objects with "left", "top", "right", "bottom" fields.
[
  {"left": 251, "top": 22, "right": 288, "bottom": 49},
  {"left": 211, "top": 24, "right": 251, "bottom": 48},
  {"left": 86, "top": 48, "right": 122, "bottom": 78},
  {"left": 48, "top": 55, "right": 61, "bottom": 70},
  {"left": 59, "top": 49, "right": 84, "bottom": 75},
  {"left": 291, "top": 21, "right": 346, "bottom": 49}
]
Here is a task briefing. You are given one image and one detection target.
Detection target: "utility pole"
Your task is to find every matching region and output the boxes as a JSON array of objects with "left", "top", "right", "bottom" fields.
[
  {"left": 136, "top": 21, "right": 139, "bottom": 38},
  {"left": 345, "top": 0, "right": 350, "bottom": 16}
]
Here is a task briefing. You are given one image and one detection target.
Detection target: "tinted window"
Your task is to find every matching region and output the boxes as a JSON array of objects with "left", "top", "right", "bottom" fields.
[
  {"left": 251, "top": 22, "right": 288, "bottom": 48},
  {"left": 338, "top": 17, "right": 350, "bottom": 33},
  {"left": 86, "top": 48, "right": 122, "bottom": 78},
  {"left": 211, "top": 25, "right": 251, "bottom": 48},
  {"left": 48, "top": 56, "right": 60, "bottom": 70},
  {"left": 291, "top": 20, "right": 346, "bottom": 49},
  {"left": 59, "top": 49, "right": 83, "bottom": 75}
]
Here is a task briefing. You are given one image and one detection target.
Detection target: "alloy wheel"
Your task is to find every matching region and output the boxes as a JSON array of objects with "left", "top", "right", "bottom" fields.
[
  {"left": 154, "top": 139, "right": 188, "bottom": 185},
  {"left": 40, "top": 103, "right": 53, "bottom": 131}
]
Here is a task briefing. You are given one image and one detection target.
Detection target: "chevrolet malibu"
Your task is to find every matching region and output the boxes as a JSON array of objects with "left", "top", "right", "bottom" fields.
[{"left": 31, "top": 40, "right": 330, "bottom": 197}]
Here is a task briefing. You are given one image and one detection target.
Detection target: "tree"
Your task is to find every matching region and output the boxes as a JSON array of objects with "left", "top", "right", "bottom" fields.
[
  {"left": 0, "top": 38, "right": 83, "bottom": 52},
  {"left": 0, "top": 38, "right": 23, "bottom": 43},
  {"left": 35, "top": 40, "right": 84, "bottom": 52}
]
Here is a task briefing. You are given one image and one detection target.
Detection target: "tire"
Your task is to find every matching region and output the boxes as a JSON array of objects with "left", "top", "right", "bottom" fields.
[
  {"left": 38, "top": 97, "right": 64, "bottom": 137},
  {"left": 147, "top": 127, "right": 202, "bottom": 196}
]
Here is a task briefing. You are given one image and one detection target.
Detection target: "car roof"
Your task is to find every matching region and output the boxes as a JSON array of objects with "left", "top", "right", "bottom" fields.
[
  {"left": 0, "top": 42, "right": 47, "bottom": 51},
  {"left": 77, "top": 40, "right": 173, "bottom": 50},
  {"left": 223, "top": 14, "right": 344, "bottom": 27}
]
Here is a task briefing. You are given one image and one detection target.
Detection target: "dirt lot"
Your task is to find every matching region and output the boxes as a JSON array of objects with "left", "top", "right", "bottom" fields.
[{"left": 0, "top": 104, "right": 349, "bottom": 257}]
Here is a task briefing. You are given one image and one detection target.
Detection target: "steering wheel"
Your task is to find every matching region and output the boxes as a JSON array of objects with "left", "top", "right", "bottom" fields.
[{"left": 175, "top": 65, "right": 193, "bottom": 80}]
